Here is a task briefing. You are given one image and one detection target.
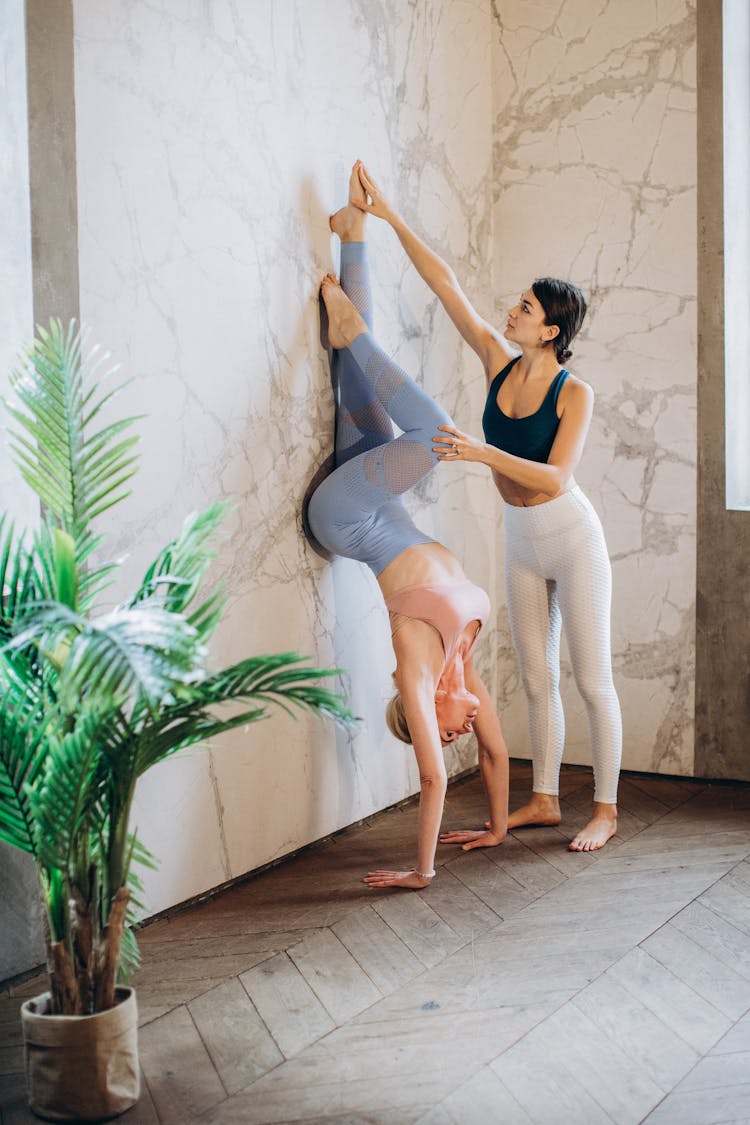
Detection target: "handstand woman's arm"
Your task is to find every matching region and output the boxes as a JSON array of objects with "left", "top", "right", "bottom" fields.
[
  {"left": 354, "top": 163, "right": 513, "bottom": 379},
  {"left": 363, "top": 673, "right": 447, "bottom": 890},
  {"left": 439, "top": 661, "right": 509, "bottom": 851}
]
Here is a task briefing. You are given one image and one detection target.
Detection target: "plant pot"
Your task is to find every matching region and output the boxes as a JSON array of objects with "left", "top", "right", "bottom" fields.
[{"left": 21, "top": 986, "right": 139, "bottom": 1121}]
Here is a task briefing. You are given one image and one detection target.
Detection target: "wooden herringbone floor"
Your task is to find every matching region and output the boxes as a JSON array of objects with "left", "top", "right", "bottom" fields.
[{"left": 2, "top": 761, "right": 750, "bottom": 1124}]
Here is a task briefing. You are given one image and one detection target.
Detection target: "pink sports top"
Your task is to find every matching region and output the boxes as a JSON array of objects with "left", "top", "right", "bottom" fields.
[{"left": 385, "top": 580, "right": 491, "bottom": 663}]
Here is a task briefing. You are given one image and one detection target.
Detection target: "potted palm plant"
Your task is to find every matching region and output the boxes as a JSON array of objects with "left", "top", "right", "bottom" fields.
[{"left": 0, "top": 320, "right": 352, "bottom": 1121}]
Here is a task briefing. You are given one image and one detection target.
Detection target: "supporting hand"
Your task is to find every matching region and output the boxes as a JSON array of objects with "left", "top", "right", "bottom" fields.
[
  {"left": 363, "top": 868, "right": 434, "bottom": 890},
  {"left": 433, "top": 424, "right": 488, "bottom": 464},
  {"left": 439, "top": 828, "right": 505, "bottom": 851},
  {"left": 354, "top": 162, "right": 398, "bottom": 223}
]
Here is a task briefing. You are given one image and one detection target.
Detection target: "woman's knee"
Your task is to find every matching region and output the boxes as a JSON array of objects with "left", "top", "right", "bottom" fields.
[
  {"left": 307, "top": 484, "right": 330, "bottom": 541},
  {"left": 406, "top": 397, "right": 452, "bottom": 441},
  {"left": 519, "top": 659, "right": 559, "bottom": 704},
  {"left": 575, "top": 675, "right": 617, "bottom": 711}
]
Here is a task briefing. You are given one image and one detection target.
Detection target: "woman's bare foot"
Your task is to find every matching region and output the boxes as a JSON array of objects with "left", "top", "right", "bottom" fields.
[
  {"left": 329, "top": 160, "right": 367, "bottom": 242},
  {"left": 569, "top": 803, "right": 617, "bottom": 852},
  {"left": 499, "top": 793, "right": 561, "bottom": 830},
  {"left": 319, "top": 274, "right": 366, "bottom": 349}
]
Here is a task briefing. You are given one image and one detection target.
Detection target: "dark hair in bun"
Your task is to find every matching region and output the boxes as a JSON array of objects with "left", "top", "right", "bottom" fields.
[{"left": 532, "top": 277, "right": 587, "bottom": 365}]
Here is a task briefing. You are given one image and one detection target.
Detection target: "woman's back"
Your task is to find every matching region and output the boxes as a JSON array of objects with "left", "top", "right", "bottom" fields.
[{"left": 376, "top": 541, "right": 467, "bottom": 597}]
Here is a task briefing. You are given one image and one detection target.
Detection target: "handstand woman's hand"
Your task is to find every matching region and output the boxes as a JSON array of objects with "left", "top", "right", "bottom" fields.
[
  {"left": 354, "top": 162, "right": 397, "bottom": 223},
  {"left": 363, "top": 868, "right": 434, "bottom": 890},
  {"left": 439, "top": 828, "right": 505, "bottom": 851}
]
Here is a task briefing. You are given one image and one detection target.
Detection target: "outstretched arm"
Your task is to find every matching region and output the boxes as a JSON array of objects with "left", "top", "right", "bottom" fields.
[
  {"left": 364, "top": 670, "right": 447, "bottom": 890},
  {"left": 434, "top": 378, "right": 595, "bottom": 497},
  {"left": 439, "top": 659, "right": 509, "bottom": 851},
  {"left": 354, "top": 162, "right": 513, "bottom": 380}
]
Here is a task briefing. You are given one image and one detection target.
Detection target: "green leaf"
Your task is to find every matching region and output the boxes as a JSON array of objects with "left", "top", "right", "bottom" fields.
[
  {"left": 5, "top": 319, "right": 141, "bottom": 559},
  {"left": 0, "top": 655, "right": 54, "bottom": 855},
  {"left": 27, "top": 712, "right": 103, "bottom": 871},
  {"left": 53, "top": 529, "right": 77, "bottom": 611},
  {"left": 131, "top": 500, "right": 230, "bottom": 633}
]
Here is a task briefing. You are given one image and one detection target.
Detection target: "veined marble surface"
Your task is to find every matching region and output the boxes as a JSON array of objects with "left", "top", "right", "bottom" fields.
[
  {"left": 490, "top": 0, "right": 697, "bottom": 777},
  {"left": 73, "top": 0, "right": 497, "bottom": 915}
]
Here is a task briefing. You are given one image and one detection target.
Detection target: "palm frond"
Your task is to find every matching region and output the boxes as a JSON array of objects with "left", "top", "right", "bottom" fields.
[
  {"left": 5, "top": 320, "right": 140, "bottom": 582},
  {"left": 190, "top": 653, "right": 355, "bottom": 722},
  {"left": 61, "top": 605, "right": 205, "bottom": 712},
  {"left": 0, "top": 517, "right": 43, "bottom": 640},
  {"left": 115, "top": 828, "right": 161, "bottom": 982},
  {"left": 129, "top": 653, "right": 355, "bottom": 776},
  {"left": 26, "top": 713, "right": 103, "bottom": 873},
  {"left": 131, "top": 500, "right": 230, "bottom": 639},
  {"left": 9, "top": 601, "right": 206, "bottom": 712},
  {"left": 117, "top": 920, "right": 141, "bottom": 984},
  {"left": 0, "top": 655, "right": 56, "bottom": 854}
]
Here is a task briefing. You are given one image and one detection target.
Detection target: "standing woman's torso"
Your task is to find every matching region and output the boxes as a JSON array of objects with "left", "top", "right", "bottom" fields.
[{"left": 482, "top": 355, "right": 574, "bottom": 507}]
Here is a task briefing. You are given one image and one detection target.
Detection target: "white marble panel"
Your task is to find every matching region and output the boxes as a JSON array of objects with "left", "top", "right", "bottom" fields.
[
  {"left": 73, "top": 0, "right": 495, "bottom": 915},
  {"left": 490, "top": 0, "right": 697, "bottom": 780}
]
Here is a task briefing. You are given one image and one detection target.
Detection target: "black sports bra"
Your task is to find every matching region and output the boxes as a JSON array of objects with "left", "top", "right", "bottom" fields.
[{"left": 482, "top": 356, "right": 568, "bottom": 464}]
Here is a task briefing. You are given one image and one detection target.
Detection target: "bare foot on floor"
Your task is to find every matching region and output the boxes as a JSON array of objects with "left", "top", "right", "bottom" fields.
[
  {"left": 498, "top": 793, "right": 562, "bottom": 830},
  {"left": 568, "top": 804, "right": 617, "bottom": 852},
  {"left": 319, "top": 274, "right": 366, "bottom": 349},
  {"left": 330, "top": 160, "right": 367, "bottom": 242}
]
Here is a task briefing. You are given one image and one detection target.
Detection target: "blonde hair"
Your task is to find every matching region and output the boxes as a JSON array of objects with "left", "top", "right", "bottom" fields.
[{"left": 385, "top": 691, "right": 412, "bottom": 744}]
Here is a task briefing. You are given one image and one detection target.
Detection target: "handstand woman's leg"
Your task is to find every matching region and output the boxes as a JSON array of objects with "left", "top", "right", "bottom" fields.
[
  {"left": 332, "top": 226, "right": 396, "bottom": 467},
  {"left": 308, "top": 277, "right": 451, "bottom": 573},
  {"left": 303, "top": 170, "right": 386, "bottom": 553}
]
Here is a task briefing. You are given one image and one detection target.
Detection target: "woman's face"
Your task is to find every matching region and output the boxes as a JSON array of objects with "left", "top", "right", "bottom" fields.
[
  {"left": 505, "top": 288, "right": 556, "bottom": 349},
  {"left": 435, "top": 687, "right": 480, "bottom": 745}
]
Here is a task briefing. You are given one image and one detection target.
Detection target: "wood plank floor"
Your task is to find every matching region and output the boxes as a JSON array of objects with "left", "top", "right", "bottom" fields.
[{"left": 3, "top": 761, "right": 750, "bottom": 1124}]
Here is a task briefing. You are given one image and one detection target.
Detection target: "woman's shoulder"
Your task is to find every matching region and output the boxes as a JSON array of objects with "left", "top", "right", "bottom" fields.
[
  {"left": 391, "top": 619, "right": 445, "bottom": 683},
  {"left": 558, "top": 371, "right": 594, "bottom": 407}
]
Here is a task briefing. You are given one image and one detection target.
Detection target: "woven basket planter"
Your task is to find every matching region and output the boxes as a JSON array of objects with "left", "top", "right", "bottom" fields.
[{"left": 21, "top": 986, "right": 139, "bottom": 1121}]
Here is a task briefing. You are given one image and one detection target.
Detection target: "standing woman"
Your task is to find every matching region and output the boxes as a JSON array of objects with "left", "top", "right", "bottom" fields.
[{"left": 354, "top": 162, "right": 621, "bottom": 851}]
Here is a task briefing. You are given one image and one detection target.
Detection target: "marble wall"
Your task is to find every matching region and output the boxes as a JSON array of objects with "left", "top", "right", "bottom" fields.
[
  {"left": 72, "top": 0, "right": 498, "bottom": 918},
  {"left": 489, "top": 0, "right": 697, "bottom": 777}
]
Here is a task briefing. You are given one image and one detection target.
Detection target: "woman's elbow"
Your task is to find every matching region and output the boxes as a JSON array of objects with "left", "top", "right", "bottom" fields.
[
  {"left": 419, "top": 770, "right": 448, "bottom": 795},
  {"left": 543, "top": 465, "right": 572, "bottom": 496}
]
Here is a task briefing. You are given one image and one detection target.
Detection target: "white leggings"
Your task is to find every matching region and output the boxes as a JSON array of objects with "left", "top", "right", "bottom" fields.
[{"left": 504, "top": 486, "right": 622, "bottom": 804}]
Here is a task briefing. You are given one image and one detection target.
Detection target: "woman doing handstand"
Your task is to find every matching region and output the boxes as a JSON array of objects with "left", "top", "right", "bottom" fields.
[
  {"left": 354, "top": 162, "right": 622, "bottom": 852},
  {"left": 307, "top": 166, "right": 509, "bottom": 888}
]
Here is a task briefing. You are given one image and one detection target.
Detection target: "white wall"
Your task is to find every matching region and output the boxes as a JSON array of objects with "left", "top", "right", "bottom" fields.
[
  {"left": 490, "top": 0, "right": 697, "bottom": 777},
  {"left": 72, "top": 0, "right": 498, "bottom": 917}
]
